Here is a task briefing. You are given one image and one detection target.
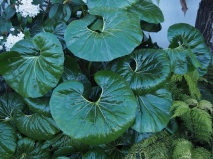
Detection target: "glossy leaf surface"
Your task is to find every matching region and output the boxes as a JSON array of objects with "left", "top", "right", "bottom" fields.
[
  {"left": 14, "top": 111, "right": 60, "bottom": 140},
  {"left": 52, "top": 146, "right": 76, "bottom": 158},
  {"left": 0, "top": 32, "right": 64, "bottom": 98},
  {"left": 164, "top": 46, "right": 193, "bottom": 74},
  {"left": 129, "top": 0, "right": 164, "bottom": 23},
  {"left": 167, "top": 23, "right": 212, "bottom": 75},
  {"left": 87, "top": 0, "right": 137, "bottom": 9},
  {"left": 65, "top": 8, "right": 142, "bottom": 61},
  {"left": 42, "top": 132, "right": 89, "bottom": 152},
  {"left": 12, "top": 138, "right": 51, "bottom": 159},
  {"left": 82, "top": 150, "right": 110, "bottom": 159},
  {"left": 0, "top": 92, "right": 26, "bottom": 121},
  {"left": 109, "top": 49, "right": 170, "bottom": 95},
  {"left": 32, "top": 19, "right": 67, "bottom": 47},
  {"left": 50, "top": 70, "right": 137, "bottom": 145},
  {"left": 132, "top": 89, "right": 172, "bottom": 132},
  {"left": 0, "top": 122, "right": 17, "bottom": 159},
  {"left": 24, "top": 97, "right": 51, "bottom": 117}
]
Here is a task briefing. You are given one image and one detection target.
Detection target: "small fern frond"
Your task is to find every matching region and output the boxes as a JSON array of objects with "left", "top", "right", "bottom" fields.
[
  {"left": 191, "top": 147, "right": 211, "bottom": 159},
  {"left": 183, "top": 70, "right": 201, "bottom": 99},
  {"left": 198, "top": 100, "right": 213, "bottom": 114},
  {"left": 184, "top": 99, "right": 198, "bottom": 106},
  {"left": 198, "top": 76, "right": 209, "bottom": 83},
  {"left": 171, "top": 74, "right": 183, "bottom": 82},
  {"left": 172, "top": 138, "right": 193, "bottom": 159},
  {"left": 125, "top": 131, "right": 172, "bottom": 159},
  {"left": 171, "top": 101, "right": 190, "bottom": 118},
  {"left": 190, "top": 108, "right": 212, "bottom": 144},
  {"left": 143, "top": 141, "right": 171, "bottom": 159}
]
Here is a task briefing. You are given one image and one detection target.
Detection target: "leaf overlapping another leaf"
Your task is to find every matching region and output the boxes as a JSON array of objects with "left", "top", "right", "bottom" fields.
[
  {"left": 65, "top": 8, "right": 142, "bottom": 61},
  {"left": 132, "top": 89, "right": 172, "bottom": 133},
  {"left": 167, "top": 23, "right": 212, "bottom": 76},
  {"left": 50, "top": 70, "right": 138, "bottom": 145},
  {"left": 109, "top": 49, "right": 171, "bottom": 95},
  {"left": 0, "top": 32, "right": 64, "bottom": 98},
  {"left": 0, "top": 122, "right": 17, "bottom": 159}
]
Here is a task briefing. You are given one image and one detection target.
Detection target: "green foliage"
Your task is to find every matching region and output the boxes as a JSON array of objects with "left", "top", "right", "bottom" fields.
[
  {"left": 171, "top": 99, "right": 213, "bottom": 144},
  {"left": 126, "top": 98, "right": 213, "bottom": 158},
  {"left": 172, "top": 138, "right": 193, "bottom": 159},
  {"left": 0, "top": 0, "right": 212, "bottom": 158},
  {"left": 171, "top": 69, "right": 201, "bottom": 100},
  {"left": 125, "top": 131, "right": 172, "bottom": 159}
]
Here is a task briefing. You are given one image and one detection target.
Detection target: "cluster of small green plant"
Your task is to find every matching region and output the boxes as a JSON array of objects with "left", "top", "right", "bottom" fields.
[
  {"left": 126, "top": 98, "right": 213, "bottom": 159},
  {"left": 0, "top": 0, "right": 212, "bottom": 158}
]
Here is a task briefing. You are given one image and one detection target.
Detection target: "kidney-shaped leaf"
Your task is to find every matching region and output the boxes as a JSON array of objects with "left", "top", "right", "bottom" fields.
[
  {"left": 0, "top": 122, "right": 17, "bottom": 159},
  {"left": 167, "top": 23, "right": 212, "bottom": 76},
  {"left": 50, "top": 70, "right": 137, "bottom": 145},
  {"left": 14, "top": 111, "right": 60, "bottom": 140},
  {"left": 87, "top": 0, "right": 137, "bottom": 9},
  {"left": 132, "top": 88, "right": 172, "bottom": 133},
  {"left": 129, "top": 0, "right": 164, "bottom": 23},
  {"left": 109, "top": 49, "right": 170, "bottom": 95},
  {"left": 0, "top": 32, "right": 64, "bottom": 98},
  {"left": 12, "top": 138, "right": 51, "bottom": 159},
  {"left": 65, "top": 8, "right": 142, "bottom": 61},
  {"left": 0, "top": 92, "right": 26, "bottom": 121}
]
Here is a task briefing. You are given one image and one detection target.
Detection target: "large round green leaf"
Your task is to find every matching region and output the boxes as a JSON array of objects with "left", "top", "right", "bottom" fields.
[
  {"left": 109, "top": 49, "right": 170, "bottom": 95},
  {"left": 64, "top": 8, "right": 142, "bottom": 61},
  {"left": 0, "top": 32, "right": 64, "bottom": 98},
  {"left": 12, "top": 138, "right": 51, "bottom": 159},
  {"left": 129, "top": 0, "right": 164, "bottom": 23},
  {"left": 0, "top": 122, "right": 17, "bottom": 159},
  {"left": 0, "top": 92, "right": 26, "bottom": 121},
  {"left": 87, "top": 0, "right": 137, "bottom": 9},
  {"left": 167, "top": 23, "right": 212, "bottom": 76},
  {"left": 132, "top": 88, "right": 172, "bottom": 133},
  {"left": 14, "top": 110, "right": 60, "bottom": 140},
  {"left": 61, "top": 56, "right": 91, "bottom": 97},
  {"left": 50, "top": 70, "right": 137, "bottom": 145}
]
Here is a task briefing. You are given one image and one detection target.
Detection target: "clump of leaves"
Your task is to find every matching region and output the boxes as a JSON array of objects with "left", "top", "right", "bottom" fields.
[
  {"left": 171, "top": 99, "right": 213, "bottom": 144},
  {"left": 126, "top": 99, "right": 213, "bottom": 159},
  {"left": 0, "top": 0, "right": 212, "bottom": 158},
  {"left": 170, "top": 69, "right": 201, "bottom": 100}
]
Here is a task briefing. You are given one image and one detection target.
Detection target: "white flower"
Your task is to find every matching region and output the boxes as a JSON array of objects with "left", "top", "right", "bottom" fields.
[
  {"left": 10, "top": 28, "right": 15, "bottom": 31},
  {"left": 3, "top": 32, "right": 24, "bottom": 51},
  {"left": 0, "top": 36, "right": 3, "bottom": 40},
  {"left": 0, "top": 45, "right": 3, "bottom": 51},
  {"left": 15, "top": 0, "right": 41, "bottom": 18}
]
